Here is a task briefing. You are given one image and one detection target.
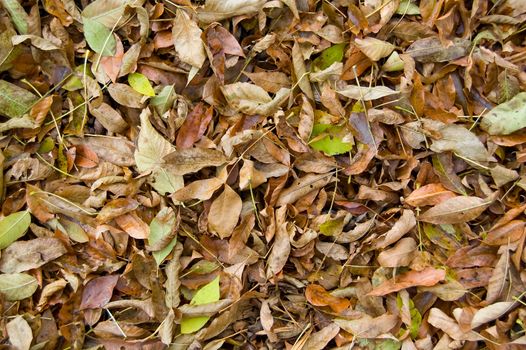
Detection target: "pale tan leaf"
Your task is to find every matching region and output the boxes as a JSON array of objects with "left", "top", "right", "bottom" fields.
[
  {"left": 221, "top": 82, "right": 290, "bottom": 116},
  {"left": 292, "top": 41, "right": 314, "bottom": 100},
  {"left": 171, "top": 177, "right": 224, "bottom": 202},
  {"left": 354, "top": 37, "right": 395, "bottom": 61},
  {"left": 373, "top": 209, "right": 416, "bottom": 249},
  {"left": 267, "top": 206, "right": 291, "bottom": 278},
  {"left": 471, "top": 301, "right": 516, "bottom": 329},
  {"left": 427, "top": 308, "right": 481, "bottom": 341},
  {"left": 302, "top": 323, "right": 340, "bottom": 350},
  {"left": 197, "top": 0, "right": 266, "bottom": 23},
  {"left": 334, "top": 313, "right": 398, "bottom": 338},
  {"left": 377, "top": 237, "right": 417, "bottom": 267},
  {"left": 208, "top": 185, "right": 242, "bottom": 239},
  {"left": 419, "top": 195, "right": 493, "bottom": 224},
  {"left": 172, "top": 10, "right": 206, "bottom": 68},
  {"left": 0, "top": 238, "right": 67, "bottom": 273},
  {"left": 336, "top": 85, "right": 399, "bottom": 101},
  {"left": 7, "top": 315, "right": 32, "bottom": 350}
]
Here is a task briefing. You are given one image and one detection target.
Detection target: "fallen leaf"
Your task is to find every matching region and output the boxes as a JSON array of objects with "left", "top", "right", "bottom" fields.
[
  {"left": 404, "top": 183, "right": 457, "bottom": 207},
  {"left": 419, "top": 195, "right": 493, "bottom": 224},
  {"left": 368, "top": 267, "right": 446, "bottom": 296},
  {"left": 180, "top": 276, "right": 220, "bottom": 334},
  {"left": 334, "top": 313, "right": 398, "bottom": 338},
  {"left": 0, "top": 273, "right": 38, "bottom": 301},
  {"left": 172, "top": 9, "right": 206, "bottom": 69},
  {"left": 0, "top": 210, "right": 31, "bottom": 249},
  {"left": 80, "top": 275, "right": 119, "bottom": 310},
  {"left": 481, "top": 92, "right": 526, "bottom": 135},
  {"left": 208, "top": 185, "right": 242, "bottom": 239},
  {"left": 354, "top": 37, "right": 395, "bottom": 61},
  {"left": 0, "top": 237, "right": 66, "bottom": 273},
  {"left": 128, "top": 72, "right": 155, "bottom": 97},
  {"left": 197, "top": 0, "right": 266, "bottom": 23},
  {"left": 163, "top": 148, "right": 227, "bottom": 175},
  {"left": 336, "top": 85, "right": 399, "bottom": 101},
  {"left": 7, "top": 315, "right": 32, "bottom": 350},
  {"left": 377, "top": 237, "right": 417, "bottom": 267},
  {"left": 0, "top": 80, "right": 38, "bottom": 118},
  {"left": 305, "top": 284, "right": 350, "bottom": 313}
]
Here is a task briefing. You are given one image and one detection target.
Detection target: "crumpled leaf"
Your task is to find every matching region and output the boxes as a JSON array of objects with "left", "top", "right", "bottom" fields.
[
  {"left": 0, "top": 237, "right": 67, "bottom": 273},
  {"left": 149, "top": 207, "right": 177, "bottom": 265},
  {"left": 221, "top": 83, "right": 290, "bottom": 116},
  {"left": 172, "top": 9, "right": 206, "bottom": 69}
]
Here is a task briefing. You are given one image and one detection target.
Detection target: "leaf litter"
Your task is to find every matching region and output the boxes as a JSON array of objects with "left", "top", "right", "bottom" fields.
[{"left": 0, "top": 0, "right": 525, "bottom": 349}]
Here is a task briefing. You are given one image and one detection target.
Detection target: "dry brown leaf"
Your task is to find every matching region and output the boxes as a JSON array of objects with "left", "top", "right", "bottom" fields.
[
  {"left": 208, "top": 185, "right": 242, "bottom": 239},
  {"left": 419, "top": 195, "right": 494, "bottom": 224}
]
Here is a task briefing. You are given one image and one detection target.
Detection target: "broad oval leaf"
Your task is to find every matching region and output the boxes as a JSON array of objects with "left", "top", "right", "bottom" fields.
[
  {"left": 128, "top": 72, "right": 155, "bottom": 97},
  {"left": 336, "top": 85, "right": 399, "bottom": 101},
  {"left": 354, "top": 37, "right": 395, "bottom": 61},
  {"left": 82, "top": 17, "right": 117, "bottom": 56},
  {"left": 481, "top": 92, "right": 526, "bottom": 135},
  {"left": 0, "top": 273, "right": 38, "bottom": 301},
  {"left": 0, "top": 211, "right": 31, "bottom": 249}
]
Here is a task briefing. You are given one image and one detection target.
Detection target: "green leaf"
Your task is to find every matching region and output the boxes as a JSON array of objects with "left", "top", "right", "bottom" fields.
[
  {"left": 0, "top": 273, "right": 38, "bottom": 301},
  {"left": 149, "top": 207, "right": 177, "bottom": 266},
  {"left": 38, "top": 137, "right": 55, "bottom": 153},
  {"left": 319, "top": 217, "right": 345, "bottom": 236},
  {"left": 190, "top": 276, "right": 220, "bottom": 305},
  {"left": 0, "top": 80, "right": 38, "bottom": 118},
  {"left": 0, "top": 211, "right": 31, "bottom": 249},
  {"left": 180, "top": 276, "right": 220, "bottom": 334},
  {"left": 150, "top": 85, "right": 176, "bottom": 115},
  {"left": 82, "top": 17, "right": 116, "bottom": 56},
  {"left": 481, "top": 92, "right": 526, "bottom": 135},
  {"left": 310, "top": 124, "right": 353, "bottom": 156},
  {"left": 128, "top": 73, "right": 155, "bottom": 97},
  {"left": 313, "top": 43, "right": 346, "bottom": 70},
  {"left": 0, "top": 0, "right": 29, "bottom": 34},
  {"left": 396, "top": 0, "right": 420, "bottom": 15}
]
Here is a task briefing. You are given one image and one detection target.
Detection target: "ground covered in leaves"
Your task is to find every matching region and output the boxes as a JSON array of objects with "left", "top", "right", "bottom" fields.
[{"left": 0, "top": 0, "right": 525, "bottom": 349}]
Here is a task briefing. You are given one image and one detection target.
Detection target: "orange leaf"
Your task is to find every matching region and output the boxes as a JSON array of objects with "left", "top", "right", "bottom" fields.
[
  {"left": 404, "top": 183, "right": 456, "bottom": 207},
  {"left": 305, "top": 284, "right": 350, "bottom": 313},
  {"left": 368, "top": 267, "right": 446, "bottom": 296}
]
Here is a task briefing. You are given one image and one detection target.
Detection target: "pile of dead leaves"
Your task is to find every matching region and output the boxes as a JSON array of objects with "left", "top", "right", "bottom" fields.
[{"left": 0, "top": 0, "right": 525, "bottom": 348}]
